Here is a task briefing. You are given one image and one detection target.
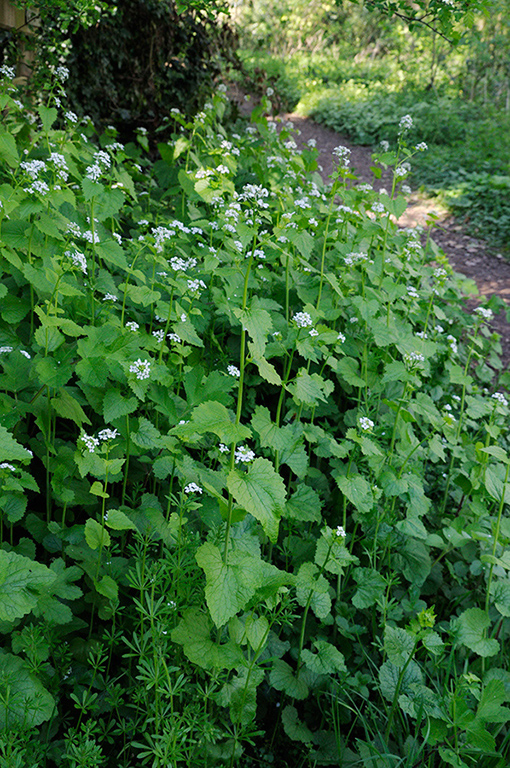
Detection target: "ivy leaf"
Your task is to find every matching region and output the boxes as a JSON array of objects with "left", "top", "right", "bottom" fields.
[
  {"left": 0, "top": 653, "right": 56, "bottom": 728},
  {"left": 0, "top": 551, "right": 56, "bottom": 622},
  {"left": 227, "top": 458, "right": 286, "bottom": 542},
  {"left": 352, "top": 567, "right": 387, "bottom": 609},
  {"left": 454, "top": 607, "right": 500, "bottom": 657},
  {"left": 301, "top": 640, "right": 346, "bottom": 675}
]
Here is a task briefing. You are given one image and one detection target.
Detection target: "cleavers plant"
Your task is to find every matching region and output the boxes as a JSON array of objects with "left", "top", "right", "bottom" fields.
[{"left": 1, "top": 66, "right": 510, "bottom": 767}]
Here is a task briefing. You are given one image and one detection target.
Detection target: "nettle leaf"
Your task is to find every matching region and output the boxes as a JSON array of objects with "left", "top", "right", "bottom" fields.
[
  {"left": 185, "top": 400, "right": 251, "bottom": 444},
  {"left": 0, "top": 653, "right": 55, "bottom": 729},
  {"left": 296, "top": 562, "right": 331, "bottom": 620},
  {"left": 171, "top": 607, "right": 245, "bottom": 670},
  {"left": 301, "top": 640, "right": 346, "bottom": 675},
  {"left": 352, "top": 567, "right": 386, "bottom": 609},
  {"left": 454, "top": 607, "right": 500, "bottom": 657},
  {"left": 0, "top": 551, "right": 56, "bottom": 622},
  {"left": 384, "top": 625, "right": 416, "bottom": 666},
  {"left": 270, "top": 659, "right": 309, "bottom": 700},
  {"left": 379, "top": 659, "right": 423, "bottom": 702},
  {"left": 286, "top": 484, "right": 322, "bottom": 522},
  {"left": 227, "top": 458, "right": 286, "bottom": 542}
]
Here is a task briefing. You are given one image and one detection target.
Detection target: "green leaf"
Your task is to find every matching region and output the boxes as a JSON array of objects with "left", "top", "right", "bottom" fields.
[
  {"left": 0, "top": 550, "right": 56, "bottom": 622},
  {"left": 336, "top": 357, "right": 366, "bottom": 387},
  {"left": 131, "top": 417, "right": 161, "bottom": 449},
  {"left": 0, "top": 494, "right": 27, "bottom": 523},
  {"left": 490, "top": 581, "right": 510, "bottom": 617},
  {"left": 296, "top": 562, "right": 331, "bottom": 620},
  {"left": 0, "top": 131, "right": 19, "bottom": 167},
  {"left": 379, "top": 659, "right": 423, "bottom": 702},
  {"left": 105, "top": 509, "right": 137, "bottom": 531},
  {"left": 248, "top": 343, "right": 282, "bottom": 385},
  {"left": 84, "top": 519, "right": 111, "bottom": 550},
  {"left": 227, "top": 457, "right": 286, "bottom": 542},
  {"left": 455, "top": 608, "right": 499, "bottom": 657},
  {"left": 290, "top": 369, "right": 330, "bottom": 406},
  {"left": 51, "top": 389, "right": 91, "bottom": 425},
  {"left": 301, "top": 640, "right": 346, "bottom": 675},
  {"left": 270, "top": 659, "right": 309, "bottom": 700},
  {"left": 217, "top": 666, "right": 264, "bottom": 726},
  {"left": 334, "top": 473, "right": 374, "bottom": 514},
  {"left": 171, "top": 607, "right": 245, "bottom": 670},
  {"left": 38, "top": 105, "right": 58, "bottom": 132},
  {"left": 95, "top": 575, "right": 118, "bottom": 601},
  {"left": 196, "top": 542, "right": 264, "bottom": 627},
  {"left": 185, "top": 400, "right": 251, "bottom": 444},
  {"left": 245, "top": 615, "right": 270, "bottom": 653},
  {"left": 0, "top": 425, "right": 33, "bottom": 462},
  {"left": 233, "top": 303, "right": 273, "bottom": 357},
  {"left": 0, "top": 653, "right": 56, "bottom": 729},
  {"left": 103, "top": 390, "right": 138, "bottom": 422},
  {"left": 438, "top": 747, "right": 469, "bottom": 768},
  {"left": 384, "top": 625, "right": 416, "bottom": 666},
  {"left": 286, "top": 484, "right": 322, "bottom": 523},
  {"left": 281, "top": 705, "right": 314, "bottom": 744},
  {"left": 315, "top": 528, "right": 357, "bottom": 575},
  {"left": 352, "top": 567, "right": 386, "bottom": 609}
]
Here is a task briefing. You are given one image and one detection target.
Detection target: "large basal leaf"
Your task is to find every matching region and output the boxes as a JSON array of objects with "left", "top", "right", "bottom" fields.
[
  {"left": 171, "top": 607, "right": 244, "bottom": 670},
  {"left": 384, "top": 625, "right": 416, "bottom": 666},
  {"left": 227, "top": 457, "right": 285, "bottom": 542},
  {"left": 454, "top": 607, "right": 500, "bottom": 657},
  {"left": 301, "top": 640, "right": 346, "bottom": 675},
  {"left": 379, "top": 659, "right": 423, "bottom": 702},
  {"left": 0, "top": 550, "right": 56, "bottom": 622},
  {"left": 0, "top": 653, "right": 56, "bottom": 729},
  {"left": 352, "top": 567, "right": 387, "bottom": 609}
]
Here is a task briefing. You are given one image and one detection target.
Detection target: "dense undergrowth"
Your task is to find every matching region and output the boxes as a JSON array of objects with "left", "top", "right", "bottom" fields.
[
  {"left": 237, "top": 33, "right": 510, "bottom": 250},
  {"left": 2, "top": 63, "right": 510, "bottom": 767}
]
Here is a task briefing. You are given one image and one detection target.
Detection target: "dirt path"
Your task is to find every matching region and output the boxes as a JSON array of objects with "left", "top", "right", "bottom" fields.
[{"left": 283, "top": 113, "right": 510, "bottom": 369}]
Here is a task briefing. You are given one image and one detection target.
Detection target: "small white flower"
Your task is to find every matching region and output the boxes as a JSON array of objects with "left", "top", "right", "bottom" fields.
[
  {"left": 309, "top": 328, "right": 319, "bottom": 337},
  {"left": 184, "top": 482, "right": 203, "bottom": 494},
  {"left": 359, "top": 417, "right": 374, "bottom": 431},
  {"left": 0, "top": 462, "right": 15, "bottom": 471},
  {"left": 167, "top": 333, "right": 181, "bottom": 343},
  {"left": 266, "top": 87, "right": 274, "bottom": 97},
  {"left": 19, "top": 350, "right": 31, "bottom": 359},
  {"left": 404, "top": 351, "right": 425, "bottom": 365},
  {"left": 492, "top": 392, "right": 508, "bottom": 407},
  {"left": 474, "top": 306, "right": 493, "bottom": 321},
  {"left": 125, "top": 321, "right": 139, "bottom": 331},
  {"left": 129, "top": 359, "right": 151, "bottom": 380},
  {"left": 335, "top": 526, "right": 346, "bottom": 538},
  {"left": 293, "top": 311, "right": 313, "bottom": 328},
  {"left": 55, "top": 65, "right": 69, "bottom": 82},
  {"left": 227, "top": 364, "right": 241, "bottom": 378},
  {"left": 65, "top": 111, "right": 78, "bottom": 123},
  {"left": 337, "top": 332, "right": 346, "bottom": 343},
  {"left": 103, "top": 293, "right": 118, "bottom": 302},
  {"left": 180, "top": 313, "right": 187, "bottom": 323},
  {"left": 0, "top": 64, "right": 16, "bottom": 79},
  {"left": 219, "top": 443, "right": 229, "bottom": 453},
  {"left": 98, "top": 428, "right": 119, "bottom": 441},
  {"left": 80, "top": 433, "right": 100, "bottom": 453},
  {"left": 407, "top": 286, "right": 420, "bottom": 299},
  {"left": 399, "top": 114, "right": 413, "bottom": 133},
  {"left": 415, "top": 142, "right": 428, "bottom": 151},
  {"left": 152, "top": 329, "right": 165, "bottom": 343},
  {"left": 0, "top": 346, "right": 13, "bottom": 353},
  {"left": 379, "top": 140, "right": 390, "bottom": 152},
  {"left": 235, "top": 445, "right": 256, "bottom": 464}
]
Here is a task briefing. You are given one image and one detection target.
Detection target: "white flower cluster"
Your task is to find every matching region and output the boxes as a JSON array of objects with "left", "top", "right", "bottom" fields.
[
  {"left": 219, "top": 443, "right": 230, "bottom": 453},
  {"left": 336, "top": 526, "right": 346, "bottom": 538},
  {"left": 294, "top": 311, "right": 313, "bottom": 328},
  {"left": 447, "top": 334, "right": 458, "bottom": 355},
  {"left": 85, "top": 164, "right": 102, "bottom": 181},
  {"left": 492, "top": 392, "right": 508, "bottom": 407},
  {"left": 129, "top": 359, "right": 151, "bottom": 380},
  {"left": 80, "top": 428, "right": 119, "bottom": 453},
  {"left": 227, "top": 364, "right": 241, "bottom": 378},
  {"left": 415, "top": 142, "right": 428, "bottom": 152},
  {"left": 125, "top": 321, "right": 139, "bottom": 332},
  {"left": 167, "top": 333, "right": 181, "bottom": 343},
  {"left": 55, "top": 65, "right": 69, "bottom": 82},
  {"left": 407, "top": 286, "right": 420, "bottom": 299},
  {"left": 66, "top": 250, "right": 87, "bottom": 274},
  {"left": 64, "top": 111, "right": 78, "bottom": 123},
  {"left": 169, "top": 255, "right": 197, "bottom": 273},
  {"left": 404, "top": 351, "right": 425, "bottom": 365},
  {"left": 235, "top": 445, "right": 256, "bottom": 464},
  {"left": 49, "top": 152, "right": 69, "bottom": 181},
  {"left": 332, "top": 145, "right": 351, "bottom": 168},
  {"left": 474, "top": 306, "right": 493, "bottom": 321},
  {"left": 187, "top": 278, "right": 207, "bottom": 293},
  {"left": 152, "top": 330, "right": 165, "bottom": 343},
  {"left": 0, "top": 64, "right": 16, "bottom": 79},
  {"left": 399, "top": 114, "right": 413, "bottom": 133},
  {"left": 344, "top": 252, "right": 368, "bottom": 266},
  {"left": 371, "top": 202, "right": 385, "bottom": 214},
  {"left": 98, "top": 428, "right": 119, "bottom": 441},
  {"left": 337, "top": 332, "right": 346, "bottom": 343},
  {"left": 103, "top": 293, "right": 118, "bottom": 302},
  {"left": 359, "top": 417, "right": 374, "bottom": 431},
  {"left": 184, "top": 482, "right": 203, "bottom": 494}
]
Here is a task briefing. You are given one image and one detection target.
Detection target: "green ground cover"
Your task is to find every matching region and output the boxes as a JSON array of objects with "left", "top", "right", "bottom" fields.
[{"left": 1, "top": 61, "right": 510, "bottom": 767}]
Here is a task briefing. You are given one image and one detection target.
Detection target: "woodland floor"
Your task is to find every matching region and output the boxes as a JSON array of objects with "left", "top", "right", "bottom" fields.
[{"left": 281, "top": 112, "right": 510, "bottom": 371}]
